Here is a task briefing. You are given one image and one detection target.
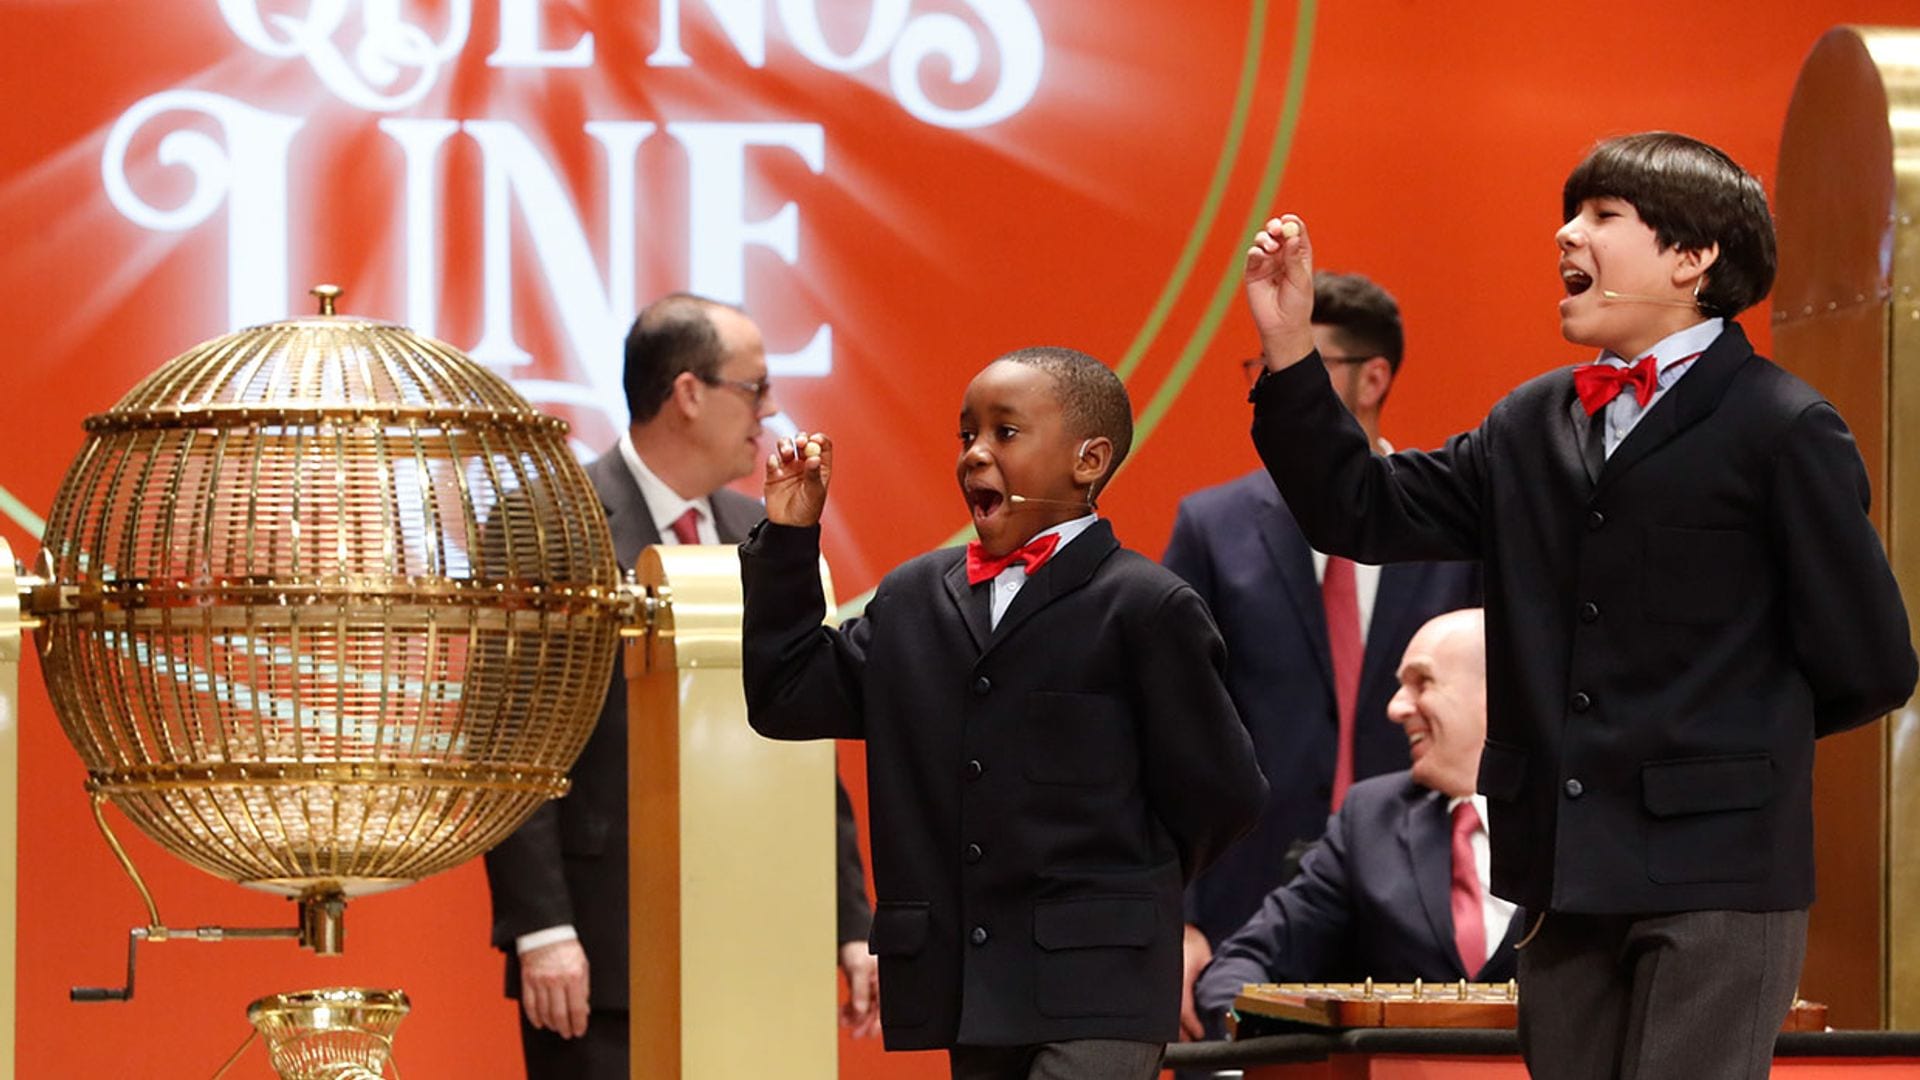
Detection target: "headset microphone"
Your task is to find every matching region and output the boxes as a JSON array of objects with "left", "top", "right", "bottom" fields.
[
  {"left": 1598, "top": 289, "right": 1699, "bottom": 308},
  {"left": 1007, "top": 494, "right": 1093, "bottom": 510},
  {"left": 1007, "top": 440, "right": 1097, "bottom": 511}
]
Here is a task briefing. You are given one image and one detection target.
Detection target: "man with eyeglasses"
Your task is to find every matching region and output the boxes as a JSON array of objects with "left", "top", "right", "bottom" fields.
[
  {"left": 1162, "top": 271, "right": 1478, "bottom": 1043},
  {"left": 484, "top": 293, "right": 878, "bottom": 1079}
]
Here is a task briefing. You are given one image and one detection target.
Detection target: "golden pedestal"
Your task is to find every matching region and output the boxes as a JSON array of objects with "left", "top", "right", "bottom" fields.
[{"left": 627, "top": 543, "right": 836, "bottom": 1079}]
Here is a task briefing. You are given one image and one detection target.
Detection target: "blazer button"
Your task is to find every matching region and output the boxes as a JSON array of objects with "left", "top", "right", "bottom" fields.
[
  {"left": 972, "top": 676, "right": 992, "bottom": 696},
  {"left": 1564, "top": 778, "right": 1585, "bottom": 799},
  {"left": 1587, "top": 510, "right": 1606, "bottom": 531},
  {"left": 970, "top": 925, "right": 989, "bottom": 946},
  {"left": 1579, "top": 602, "right": 1600, "bottom": 623},
  {"left": 965, "top": 759, "right": 984, "bottom": 780},
  {"left": 965, "top": 843, "right": 983, "bottom": 864},
  {"left": 1570, "top": 691, "right": 1592, "bottom": 713}
]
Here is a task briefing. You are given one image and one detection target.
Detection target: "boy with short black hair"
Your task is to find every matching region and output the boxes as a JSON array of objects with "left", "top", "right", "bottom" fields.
[
  {"left": 1241, "top": 131, "right": 1915, "bottom": 1079},
  {"left": 739, "top": 346, "right": 1267, "bottom": 1080}
]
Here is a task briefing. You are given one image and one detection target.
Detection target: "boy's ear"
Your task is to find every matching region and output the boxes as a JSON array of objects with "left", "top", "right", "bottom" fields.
[
  {"left": 1673, "top": 242, "right": 1721, "bottom": 289},
  {"left": 1072, "top": 436, "right": 1114, "bottom": 494}
]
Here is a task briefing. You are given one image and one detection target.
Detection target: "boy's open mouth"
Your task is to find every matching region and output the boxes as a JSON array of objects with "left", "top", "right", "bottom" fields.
[
  {"left": 1561, "top": 266, "right": 1594, "bottom": 296},
  {"left": 966, "top": 487, "right": 1004, "bottom": 519}
]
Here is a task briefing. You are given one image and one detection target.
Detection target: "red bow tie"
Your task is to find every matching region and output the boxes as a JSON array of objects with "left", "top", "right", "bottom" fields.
[
  {"left": 1573, "top": 351, "right": 1701, "bottom": 415},
  {"left": 1573, "top": 355, "right": 1659, "bottom": 415},
  {"left": 966, "top": 532, "right": 1062, "bottom": 585}
]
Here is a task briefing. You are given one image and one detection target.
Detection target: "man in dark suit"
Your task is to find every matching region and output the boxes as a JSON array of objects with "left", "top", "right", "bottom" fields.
[
  {"left": 483, "top": 294, "right": 877, "bottom": 1079},
  {"left": 1242, "top": 134, "right": 1916, "bottom": 1078},
  {"left": 1196, "top": 609, "right": 1518, "bottom": 1035},
  {"left": 1164, "top": 272, "right": 1475, "bottom": 1035}
]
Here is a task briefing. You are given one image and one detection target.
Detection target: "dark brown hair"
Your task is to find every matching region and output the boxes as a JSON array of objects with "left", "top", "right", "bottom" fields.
[{"left": 1562, "top": 132, "right": 1776, "bottom": 319}]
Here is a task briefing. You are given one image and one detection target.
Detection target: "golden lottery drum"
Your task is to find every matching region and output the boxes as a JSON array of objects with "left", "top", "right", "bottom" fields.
[{"left": 32, "top": 288, "right": 620, "bottom": 897}]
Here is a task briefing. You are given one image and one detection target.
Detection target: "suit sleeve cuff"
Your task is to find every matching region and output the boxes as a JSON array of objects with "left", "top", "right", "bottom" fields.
[
  {"left": 515, "top": 924, "right": 579, "bottom": 955},
  {"left": 743, "top": 519, "right": 823, "bottom": 562},
  {"left": 1248, "top": 349, "right": 1326, "bottom": 408}
]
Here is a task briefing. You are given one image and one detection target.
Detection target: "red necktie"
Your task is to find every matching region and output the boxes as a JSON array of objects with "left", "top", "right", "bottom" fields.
[
  {"left": 669, "top": 507, "right": 702, "bottom": 545},
  {"left": 965, "top": 532, "right": 1061, "bottom": 585},
  {"left": 1451, "top": 801, "right": 1488, "bottom": 977},
  {"left": 1573, "top": 354, "right": 1658, "bottom": 415},
  {"left": 1323, "top": 555, "right": 1362, "bottom": 810}
]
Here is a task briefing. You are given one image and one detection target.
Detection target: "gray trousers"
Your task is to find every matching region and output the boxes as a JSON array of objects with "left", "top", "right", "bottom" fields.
[
  {"left": 1516, "top": 908, "right": 1808, "bottom": 1080},
  {"left": 948, "top": 1039, "right": 1166, "bottom": 1080}
]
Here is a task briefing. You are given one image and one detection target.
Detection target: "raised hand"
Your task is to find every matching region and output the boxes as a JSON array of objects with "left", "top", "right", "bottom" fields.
[
  {"left": 1244, "top": 214, "right": 1317, "bottom": 372},
  {"left": 765, "top": 431, "right": 832, "bottom": 527}
]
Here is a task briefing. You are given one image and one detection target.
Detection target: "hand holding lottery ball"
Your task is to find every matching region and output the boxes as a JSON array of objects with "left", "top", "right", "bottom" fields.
[{"left": 765, "top": 431, "right": 833, "bottom": 527}]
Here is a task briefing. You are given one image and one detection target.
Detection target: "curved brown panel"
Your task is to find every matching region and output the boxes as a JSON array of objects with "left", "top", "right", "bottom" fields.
[{"left": 1776, "top": 23, "right": 1920, "bottom": 1030}]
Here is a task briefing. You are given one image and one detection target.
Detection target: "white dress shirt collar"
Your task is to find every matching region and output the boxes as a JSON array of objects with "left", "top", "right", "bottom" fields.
[
  {"left": 985, "top": 513, "right": 1098, "bottom": 628},
  {"left": 618, "top": 430, "right": 717, "bottom": 544}
]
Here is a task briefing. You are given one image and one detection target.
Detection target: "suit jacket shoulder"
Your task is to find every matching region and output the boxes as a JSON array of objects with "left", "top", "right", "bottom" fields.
[
  {"left": 710, "top": 485, "right": 764, "bottom": 543},
  {"left": 1177, "top": 468, "right": 1281, "bottom": 522}
]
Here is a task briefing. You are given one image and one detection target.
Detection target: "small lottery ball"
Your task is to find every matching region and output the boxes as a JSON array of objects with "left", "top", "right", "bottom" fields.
[
  {"left": 803, "top": 440, "right": 823, "bottom": 460},
  {"left": 1279, "top": 220, "right": 1300, "bottom": 239}
]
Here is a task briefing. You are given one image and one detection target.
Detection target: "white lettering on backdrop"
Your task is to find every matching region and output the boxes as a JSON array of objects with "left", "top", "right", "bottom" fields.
[{"left": 99, "top": 0, "right": 1045, "bottom": 430}]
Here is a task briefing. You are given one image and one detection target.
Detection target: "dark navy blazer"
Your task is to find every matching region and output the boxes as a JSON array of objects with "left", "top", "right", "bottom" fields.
[{"left": 1164, "top": 468, "right": 1477, "bottom": 945}]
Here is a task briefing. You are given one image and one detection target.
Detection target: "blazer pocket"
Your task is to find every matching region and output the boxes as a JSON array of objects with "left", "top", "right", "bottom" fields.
[
  {"left": 1477, "top": 738, "right": 1528, "bottom": 802},
  {"left": 1643, "top": 526, "right": 1754, "bottom": 625},
  {"left": 868, "top": 901, "right": 930, "bottom": 957},
  {"left": 1642, "top": 753, "right": 1773, "bottom": 884},
  {"left": 1033, "top": 896, "right": 1158, "bottom": 1018},
  {"left": 869, "top": 901, "right": 932, "bottom": 1028},
  {"left": 1023, "top": 691, "right": 1134, "bottom": 786}
]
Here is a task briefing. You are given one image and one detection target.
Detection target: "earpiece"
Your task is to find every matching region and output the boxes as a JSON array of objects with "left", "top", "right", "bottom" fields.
[{"left": 1004, "top": 439, "right": 1101, "bottom": 512}]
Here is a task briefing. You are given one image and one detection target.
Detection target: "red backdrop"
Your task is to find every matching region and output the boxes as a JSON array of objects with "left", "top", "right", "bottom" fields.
[{"left": 2, "top": 2, "right": 1913, "bottom": 1075}]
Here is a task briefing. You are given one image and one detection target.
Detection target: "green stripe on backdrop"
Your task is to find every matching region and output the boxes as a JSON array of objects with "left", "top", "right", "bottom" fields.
[
  {"left": 1113, "top": 0, "right": 1270, "bottom": 381},
  {"left": 1130, "top": 0, "right": 1316, "bottom": 447},
  {"left": 836, "top": 0, "right": 1317, "bottom": 620},
  {"left": 0, "top": 486, "right": 43, "bottom": 540}
]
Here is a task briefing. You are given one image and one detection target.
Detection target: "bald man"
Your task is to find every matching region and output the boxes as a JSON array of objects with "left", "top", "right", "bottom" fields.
[{"left": 1195, "top": 609, "right": 1520, "bottom": 1033}]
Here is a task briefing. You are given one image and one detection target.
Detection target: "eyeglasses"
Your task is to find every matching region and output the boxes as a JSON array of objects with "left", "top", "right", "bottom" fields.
[
  {"left": 704, "top": 375, "right": 772, "bottom": 407},
  {"left": 1240, "top": 354, "right": 1376, "bottom": 384}
]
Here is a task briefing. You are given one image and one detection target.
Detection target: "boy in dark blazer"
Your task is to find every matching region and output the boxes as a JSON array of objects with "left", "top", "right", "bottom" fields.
[
  {"left": 1240, "top": 133, "right": 1916, "bottom": 1079},
  {"left": 740, "top": 346, "right": 1267, "bottom": 1080}
]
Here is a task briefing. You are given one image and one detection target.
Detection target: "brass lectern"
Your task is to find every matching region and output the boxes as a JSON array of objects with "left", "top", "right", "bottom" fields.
[{"left": 627, "top": 543, "right": 837, "bottom": 1079}]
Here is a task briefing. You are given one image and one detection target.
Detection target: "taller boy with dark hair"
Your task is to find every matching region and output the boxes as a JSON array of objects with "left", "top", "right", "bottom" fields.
[
  {"left": 1241, "top": 131, "right": 1916, "bottom": 1078},
  {"left": 740, "top": 346, "right": 1267, "bottom": 1080}
]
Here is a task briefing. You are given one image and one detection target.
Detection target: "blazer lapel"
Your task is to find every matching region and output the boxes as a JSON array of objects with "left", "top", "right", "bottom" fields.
[
  {"left": 1255, "top": 490, "right": 1336, "bottom": 694},
  {"left": 983, "top": 520, "right": 1119, "bottom": 657},
  {"left": 1362, "top": 563, "right": 1415, "bottom": 695},
  {"left": 586, "top": 452, "right": 661, "bottom": 568},
  {"left": 708, "top": 487, "right": 765, "bottom": 544},
  {"left": 1595, "top": 322, "right": 1756, "bottom": 495},
  {"left": 1407, "top": 789, "right": 1465, "bottom": 979},
  {"left": 1568, "top": 395, "right": 1604, "bottom": 486},
  {"left": 941, "top": 557, "right": 992, "bottom": 653}
]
